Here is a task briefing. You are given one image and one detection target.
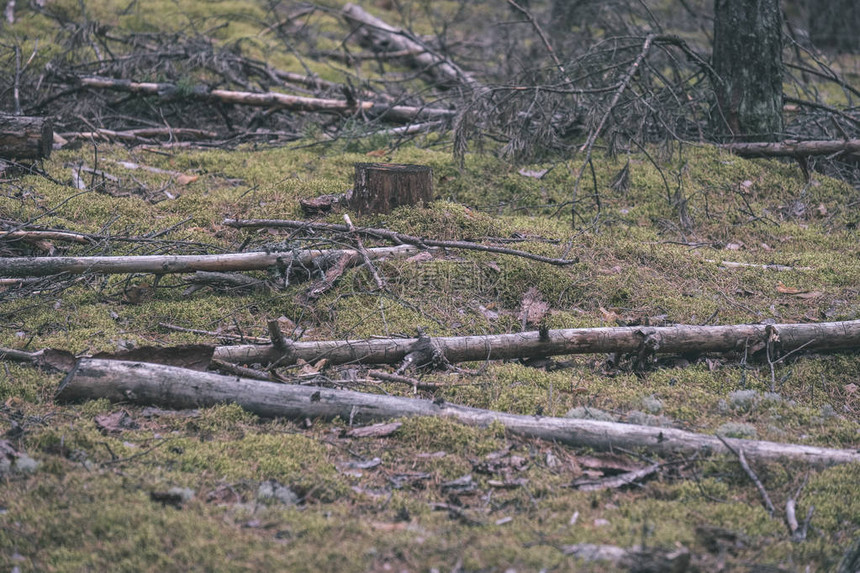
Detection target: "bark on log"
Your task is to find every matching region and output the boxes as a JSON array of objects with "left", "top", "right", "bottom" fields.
[
  {"left": 719, "top": 139, "right": 860, "bottom": 159},
  {"left": 56, "top": 358, "right": 860, "bottom": 467},
  {"left": 213, "top": 320, "right": 860, "bottom": 366},
  {"left": 79, "top": 76, "right": 453, "bottom": 124},
  {"left": 351, "top": 163, "right": 433, "bottom": 215},
  {"left": 342, "top": 3, "right": 480, "bottom": 90},
  {"left": 0, "top": 244, "right": 419, "bottom": 278},
  {"left": 0, "top": 114, "right": 53, "bottom": 160}
]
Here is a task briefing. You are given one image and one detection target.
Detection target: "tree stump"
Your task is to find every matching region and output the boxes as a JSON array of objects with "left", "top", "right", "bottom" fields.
[
  {"left": 0, "top": 114, "right": 53, "bottom": 160},
  {"left": 350, "top": 163, "right": 432, "bottom": 215}
]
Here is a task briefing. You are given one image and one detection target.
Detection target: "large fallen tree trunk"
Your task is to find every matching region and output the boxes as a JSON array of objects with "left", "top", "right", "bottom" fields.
[
  {"left": 0, "top": 244, "right": 419, "bottom": 277},
  {"left": 56, "top": 358, "right": 860, "bottom": 467},
  {"left": 214, "top": 319, "right": 860, "bottom": 366},
  {"left": 79, "top": 76, "right": 454, "bottom": 123},
  {"left": 719, "top": 139, "right": 860, "bottom": 159}
]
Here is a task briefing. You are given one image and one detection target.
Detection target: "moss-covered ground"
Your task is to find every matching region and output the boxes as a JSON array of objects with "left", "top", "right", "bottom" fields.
[{"left": 1, "top": 1, "right": 859, "bottom": 571}]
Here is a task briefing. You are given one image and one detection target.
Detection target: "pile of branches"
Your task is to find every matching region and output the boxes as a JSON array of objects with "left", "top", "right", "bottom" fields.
[{"left": 1, "top": 0, "right": 858, "bottom": 185}]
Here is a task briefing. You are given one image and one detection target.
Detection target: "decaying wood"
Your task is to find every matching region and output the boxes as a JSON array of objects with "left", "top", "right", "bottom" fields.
[
  {"left": 56, "top": 358, "right": 860, "bottom": 467},
  {"left": 79, "top": 76, "right": 454, "bottom": 124},
  {"left": 342, "top": 3, "right": 480, "bottom": 90},
  {"left": 351, "top": 163, "right": 433, "bottom": 215},
  {"left": 222, "top": 218, "right": 578, "bottom": 266},
  {"left": 213, "top": 319, "right": 860, "bottom": 367},
  {"left": 0, "top": 244, "right": 420, "bottom": 278},
  {"left": 0, "top": 114, "right": 53, "bottom": 160},
  {"left": 719, "top": 139, "right": 860, "bottom": 159}
]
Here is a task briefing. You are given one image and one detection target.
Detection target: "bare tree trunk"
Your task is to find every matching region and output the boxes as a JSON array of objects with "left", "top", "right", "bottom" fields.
[
  {"left": 711, "top": 0, "right": 783, "bottom": 141},
  {"left": 56, "top": 358, "right": 860, "bottom": 467},
  {"left": 213, "top": 320, "right": 860, "bottom": 366}
]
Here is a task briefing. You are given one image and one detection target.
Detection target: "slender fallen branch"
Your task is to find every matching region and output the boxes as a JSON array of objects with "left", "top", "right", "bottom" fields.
[
  {"left": 573, "top": 463, "right": 661, "bottom": 492},
  {"left": 0, "top": 244, "right": 420, "bottom": 278},
  {"left": 78, "top": 76, "right": 454, "bottom": 124},
  {"left": 58, "top": 127, "right": 218, "bottom": 143},
  {"left": 718, "top": 139, "right": 860, "bottom": 159},
  {"left": 56, "top": 358, "right": 860, "bottom": 467},
  {"left": 222, "top": 218, "right": 578, "bottom": 266},
  {"left": 718, "top": 435, "right": 776, "bottom": 517},
  {"left": 213, "top": 319, "right": 860, "bottom": 366},
  {"left": 344, "top": 214, "right": 385, "bottom": 290},
  {"left": 0, "top": 230, "right": 92, "bottom": 244},
  {"left": 158, "top": 323, "right": 270, "bottom": 344}
]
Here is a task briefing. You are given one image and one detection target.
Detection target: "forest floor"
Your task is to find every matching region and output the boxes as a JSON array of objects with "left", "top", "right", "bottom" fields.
[{"left": 1, "top": 1, "right": 859, "bottom": 571}]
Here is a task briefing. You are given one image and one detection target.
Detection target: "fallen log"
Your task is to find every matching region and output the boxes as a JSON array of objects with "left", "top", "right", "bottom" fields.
[
  {"left": 0, "top": 244, "right": 420, "bottom": 278},
  {"left": 55, "top": 358, "right": 860, "bottom": 467},
  {"left": 719, "top": 139, "right": 860, "bottom": 159},
  {"left": 79, "top": 76, "right": 454, "bottom": 124},
  {"left": 213, "top": 320, "right": 860, "bottom": 366},
  {"left": 0, "top": 114, "right": 53, "bottom": 160},
  {"left": 342, "top": 3, "right": 480, "bottom": 90}
]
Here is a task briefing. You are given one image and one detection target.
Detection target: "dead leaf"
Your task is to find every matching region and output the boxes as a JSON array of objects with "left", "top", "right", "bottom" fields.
[
  {"left": 123, "top": 282, "right": 153, "bottom": 304},
  {"left": 599, "top": 306, "right": 620, "bottom": 324},
  {"left": 845, "top": 383, "right": 857, "bottom": 395},
  {"left": 725, "top": 242, "right": 743, "bottom": 251},
  {"left": 776, "top": 282, "right": 807, "bottom": 295},
  {"left": 39, "top": 348, "right": 77, "bottom": 372},
  {"left": 517, "top": 168, "right": 549, "bottom": 179},
  {"left": 207, "top": 484, "right": 242, "bottom": 505},
  {"left": 95, "top": 410, "right": 138, "bottom": 434},
  {"left": 176, "top": 174, "right": 198, "bottom": 185},
  {"left": 795, "top": 291, "right": 823, "bottom": 299},
  {"left": 577, "top": 453, "right": 643, "bottom": 474},
  {"left": 365, "top": 148, "right": 389, "bottom": 157},
  {"left": 519, "top": 287, "right": 549, "bottom": 327},
  {"left": 93, "top": 343, "right": 214, "bottom": 371},
  {"left": 345, "top": 421, "right": 402, "bottom": 438}
]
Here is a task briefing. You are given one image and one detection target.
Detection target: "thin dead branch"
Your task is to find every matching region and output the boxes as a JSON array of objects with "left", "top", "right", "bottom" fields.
[
  {"left": 78, "top": 76, "right": 453, "bottom": 124},
  {"left": 222, "top": 218, "right": 578, "bottom": 266}
]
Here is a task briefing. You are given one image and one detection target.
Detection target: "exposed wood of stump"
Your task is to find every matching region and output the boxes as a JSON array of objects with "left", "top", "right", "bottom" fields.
[
  {"left": 350, "top": 163, "right": 433, "bottom": 215},
  {"left": 0, "top": 114, "right": 53, "bottom": 160}
]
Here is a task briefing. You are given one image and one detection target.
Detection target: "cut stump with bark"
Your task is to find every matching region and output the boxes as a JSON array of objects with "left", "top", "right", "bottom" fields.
[
  {"left": 0, "top": 114, "right": 53, "bottom": 160},
  {"left": 350, "top": 163, "right": 433, "bottom": 215}
]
